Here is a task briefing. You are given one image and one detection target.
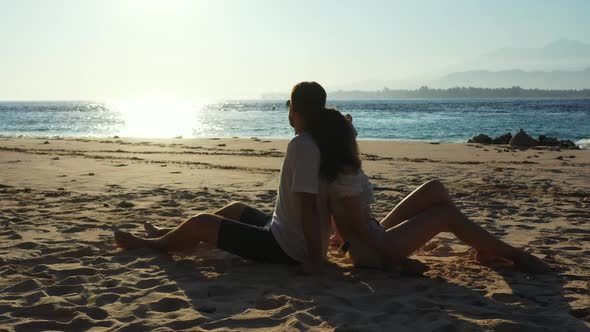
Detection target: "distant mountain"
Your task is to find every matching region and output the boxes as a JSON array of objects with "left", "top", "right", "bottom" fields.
[
  {"left": 261, "top": 39, "right": 590, "bottom": 97},
  {"left": 478, "top": 39, "right": 590, "bottom": 71},
  {"left": 263, "top": 86, "right": 590, "bottom": 100},
  {"left": 327, "top": 78, "right": 419, "bottom": 91},
  {"left": 487, "top": 39, "right": 590, "bottom": 59},
  {"left": 432, "top": 68, "right": 590, "bottom": 89}
]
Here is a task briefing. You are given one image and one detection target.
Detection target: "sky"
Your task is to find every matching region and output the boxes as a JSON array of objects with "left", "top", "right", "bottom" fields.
[{"left": 1, "top": 0, "right": 589, "bottom": 100}]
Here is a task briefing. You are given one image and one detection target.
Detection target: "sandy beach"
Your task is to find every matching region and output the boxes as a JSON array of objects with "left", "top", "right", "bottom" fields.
[{"left": 0, "top": 136, "right": 589, "bottom": 331}]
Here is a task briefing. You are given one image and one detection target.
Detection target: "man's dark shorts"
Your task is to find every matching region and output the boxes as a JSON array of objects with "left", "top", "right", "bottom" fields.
[{"left": 217, "top": 206, "right": 297, "bottom": 265}]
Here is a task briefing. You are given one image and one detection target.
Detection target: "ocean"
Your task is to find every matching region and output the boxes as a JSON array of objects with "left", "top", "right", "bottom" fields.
[{"left": 1, "top": 98, "right": 589, "bottom": 149}]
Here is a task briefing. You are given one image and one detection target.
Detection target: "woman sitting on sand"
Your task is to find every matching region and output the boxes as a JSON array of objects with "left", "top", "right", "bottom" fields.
[
  {"left": 318, "top": 109, "right": 549, "bottom": 273},
  {"left": 114, "top": 81, "right": 548, "bottom": 274}
]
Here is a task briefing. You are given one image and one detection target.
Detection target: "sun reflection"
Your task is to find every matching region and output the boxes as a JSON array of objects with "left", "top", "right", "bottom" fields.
[{"left": 109, "top": 96, "right": 202, "bottom": 138}]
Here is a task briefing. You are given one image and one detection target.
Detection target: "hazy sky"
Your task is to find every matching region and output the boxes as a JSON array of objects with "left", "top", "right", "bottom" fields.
[{"left": 1, "top": 0, "right": 589, "bottom": 100}]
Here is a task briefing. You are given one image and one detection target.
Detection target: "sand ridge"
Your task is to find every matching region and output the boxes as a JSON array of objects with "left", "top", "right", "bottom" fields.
[{"left": 0, "top": 136, "right": 589, "bottom": 331}]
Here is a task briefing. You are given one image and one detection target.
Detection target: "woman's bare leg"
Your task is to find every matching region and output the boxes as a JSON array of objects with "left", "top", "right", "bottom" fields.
[
  {"left": 116, "top": 213, "right": 223, "bottom": 251},
  {"left": 380, "top": 180, "right": 452, "bottom": 229},
  {"left": 382, "top": 203, "right": 549, "bottom": 273},
  {"left": 144, "top": 201, "right": 250, "bottom": 238}
]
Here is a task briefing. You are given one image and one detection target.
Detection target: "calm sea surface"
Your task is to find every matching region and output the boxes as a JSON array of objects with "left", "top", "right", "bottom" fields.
[{"left": 1, "top": 99, "right": 589, "bottom": 148}]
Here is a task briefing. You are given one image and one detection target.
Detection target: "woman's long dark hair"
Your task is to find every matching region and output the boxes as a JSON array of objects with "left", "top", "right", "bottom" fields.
[{"left": 291, "top": 82, "right": 361, "bottom": 181}]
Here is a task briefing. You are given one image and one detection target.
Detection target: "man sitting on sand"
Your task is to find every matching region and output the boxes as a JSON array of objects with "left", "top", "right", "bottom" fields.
[
  {"left": 115, "top": 80, "right": 549, "bottom": 275},
  {"left": 115, "top": 81, "right": 331, "bottom": 272}
]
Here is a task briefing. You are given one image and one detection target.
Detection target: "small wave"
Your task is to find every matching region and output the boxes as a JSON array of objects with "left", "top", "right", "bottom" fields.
[{"left": 575, "top": 138, "right": 590, "bottom": 150}]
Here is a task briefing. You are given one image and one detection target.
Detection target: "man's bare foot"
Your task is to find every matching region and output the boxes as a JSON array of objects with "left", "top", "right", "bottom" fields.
[
  {"left": 114, "top": 230, "right": 150, "bottom": 250},
  {"left": 144, "top": 222, "right": 168, "bottom": 238}
]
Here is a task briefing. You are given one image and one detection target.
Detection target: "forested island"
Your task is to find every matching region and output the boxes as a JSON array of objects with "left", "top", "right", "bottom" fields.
[
  {"left": 329, "top": 86, "right": 590, "bottom": 99},
  {"left": 262, "top": 86, "right": 590, "bottom": 99}
]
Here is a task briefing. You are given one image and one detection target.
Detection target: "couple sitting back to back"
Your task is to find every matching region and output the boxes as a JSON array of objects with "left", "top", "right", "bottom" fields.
[{"left": 115, "top": 81, "right": 549, "bottom": 274}]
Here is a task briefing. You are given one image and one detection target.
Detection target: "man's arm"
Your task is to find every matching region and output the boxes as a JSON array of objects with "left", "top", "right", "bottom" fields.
[{"left": 299, "top": 192, "right": 324, "bottom": 271}]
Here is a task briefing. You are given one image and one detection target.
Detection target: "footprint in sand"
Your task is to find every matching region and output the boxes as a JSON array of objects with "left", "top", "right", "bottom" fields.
[
  {"left": 93, "top": 293, "right": 120, "bottom": 306},
  {"left": 117, "top": 201, "right": 135, "bottom": 208},
  {"left": 489, "top": 292, "right": 521, "bottom": 303},
  {"left": 46, "top": 284, "right": 85, "bottom": 296},
  {"left": 2, "top": 279, "right": 43, "bottom": 293},
  {"left": 136, "top": 278, "right": 161, "bottom": 289},
  {"left": 148, "top": 297, "right": 190, "bottom": 312},
  {"left": 22, "top": 290, "right": 48, "bottom": 306},
  {"left": 255, "top": 296, "right": 289, "bottom": 310}
]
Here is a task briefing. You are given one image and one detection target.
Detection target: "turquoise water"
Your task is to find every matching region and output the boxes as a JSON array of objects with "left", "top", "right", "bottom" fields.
[{"left": 0, "top": 99, "right": 589, "bottom": 148}]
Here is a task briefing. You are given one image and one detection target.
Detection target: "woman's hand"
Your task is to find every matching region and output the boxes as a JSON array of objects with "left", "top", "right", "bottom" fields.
[
  {"left": 329, "top": 233, "right": 344, "bottom": 248},
  {"left": 298, "top": 259, "right": 341, "bottom": 277}
]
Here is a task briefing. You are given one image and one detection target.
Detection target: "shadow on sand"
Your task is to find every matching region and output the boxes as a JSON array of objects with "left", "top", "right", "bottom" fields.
[{"left": 108, "top": 247, "right": 589, "bottom": 331}]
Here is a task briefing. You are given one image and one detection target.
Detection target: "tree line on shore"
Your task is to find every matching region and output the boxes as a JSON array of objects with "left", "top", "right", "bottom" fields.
[{"left": 327, "top": 86, "right": 590, "bottom": 99}]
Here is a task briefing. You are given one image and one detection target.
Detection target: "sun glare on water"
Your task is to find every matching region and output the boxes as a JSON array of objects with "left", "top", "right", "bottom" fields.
[{"left": 110, "top": 96, "right": 203, "bottom": 138}]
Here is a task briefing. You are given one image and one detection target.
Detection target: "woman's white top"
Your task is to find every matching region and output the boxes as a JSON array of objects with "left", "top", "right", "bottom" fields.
[
  {"left": 328, "top": 170, "right": 375, "bottom": 206},
  {"left": 324, "top": 170, "right": 386, "bottom": 268}
]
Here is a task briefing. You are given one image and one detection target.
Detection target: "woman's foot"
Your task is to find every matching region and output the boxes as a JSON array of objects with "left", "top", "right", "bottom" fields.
[
  {"left": 474, "top": 248, "right": 550, "bottom": 273},
  {"left": 144, "top": 222, "right": 168, "bottom": 238},
  {"left": 329, "top": 233, "right": 344, "bottom": 248},
  {"left": 511, "top": 249, "right": 551, "bottom": 273},
  {"left": 114, "top": 230, "right": 151, "bottom": 250},
  {"left": 473, "top": 249, "right": 514, "bottom": 268}
]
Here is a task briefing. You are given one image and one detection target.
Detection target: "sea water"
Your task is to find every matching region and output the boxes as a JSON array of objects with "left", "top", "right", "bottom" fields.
[{"left": 0, "top": 99, "right": 588, "bottom": 148}]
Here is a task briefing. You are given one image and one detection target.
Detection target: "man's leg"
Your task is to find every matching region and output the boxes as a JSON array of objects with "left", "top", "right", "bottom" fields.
[
  {"left": 144, "top": 201, "right": 264, "bottom": 238},
  {"left": 115, "top": 212, "right": 296, "bottom": 265},
  {"left": 116, "top": 213, "right": 222, "bottom": 251}
]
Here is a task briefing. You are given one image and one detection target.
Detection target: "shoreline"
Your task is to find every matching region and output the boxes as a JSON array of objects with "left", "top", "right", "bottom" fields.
[
  {"left": 1, "top": 136, "right": 589, "bottom": 330},
  {"left": 1, "top": 134, "right": 588, "bottom": 148}
]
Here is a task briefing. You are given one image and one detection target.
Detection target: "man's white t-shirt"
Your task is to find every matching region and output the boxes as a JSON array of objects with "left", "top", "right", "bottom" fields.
[{"left": 270, "top": 132, "right": 330, "bottom": 263}]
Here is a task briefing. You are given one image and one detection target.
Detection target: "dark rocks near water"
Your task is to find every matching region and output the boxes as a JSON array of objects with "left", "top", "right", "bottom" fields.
[
  {"left": 468, "top": 129, "right": 580, "bottom": 149},
  {"left": 538, "top": 136, "right": 577, "bottom": 149},
  {"left": 558, "top": 139, "right": 579, "bottom": 149},
  {"left": 492, "top": 132, "right": 512, "bottom": 144},
  {"left": 538, "top": 135, "right": 559, "bottom": 146},
  {"left": 468, "top": 134, "right": 492, "bottom": 144},
  {"left": 510, "top": 129, "right": 538, "bottom": 147}
]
